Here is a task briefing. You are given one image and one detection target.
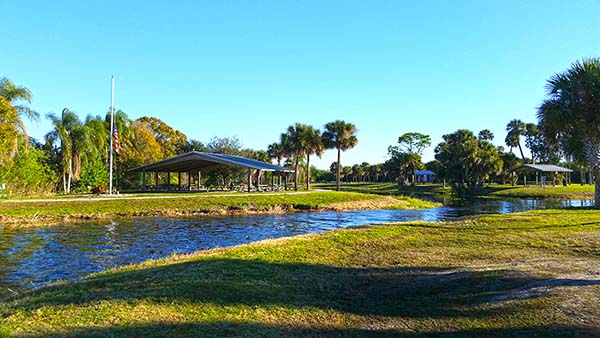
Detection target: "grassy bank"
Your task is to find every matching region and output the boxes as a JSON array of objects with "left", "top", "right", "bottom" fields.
[
  {"left": 0, "top": 191, "right": 437, "bottom": 225},
  {"left": 316, "top": 182, "right": 595, "bottom": 200},
  {"left": 486, "top": 184, "right": 594, "bottom": 199},
  {"left": 1, "top": 209, "right": 599, "bottom": 337}
]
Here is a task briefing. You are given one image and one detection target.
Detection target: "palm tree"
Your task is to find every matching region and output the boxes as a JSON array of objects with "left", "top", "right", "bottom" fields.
[
  {"left": 0, "top": 97, "right": 20, "bottom": 164},
  {"left": 505, "top": 119, "right": 526, "bottom": 161},
  {"left": 267, "top": 142, "right": 285, "bottom": 166},
  {"left": 302, "top": 126, "right": 324, "bottom": 190},
  {"left": 342, "top": 166, "right": 352, "bottom": 183},
  {"left": 84, "top": 115, "right": 110, "bottom": 162},
  {"left": 280, "top": 123, "right": 308, "bottom": 191},
  {"left": 322, "top": 120, "right": 358, "bottom": 191},
  {"left": 537, "top": 58, "right": 600, "bottom": 208},
  {"left": 46, "top": 108, "right": 95, "bottom": 193},
  {"left": 0, "top": 77, "right": 39, "bottom": 148},
  {"left": 478, "top": 129, "right": 494, "bottom": 141}
]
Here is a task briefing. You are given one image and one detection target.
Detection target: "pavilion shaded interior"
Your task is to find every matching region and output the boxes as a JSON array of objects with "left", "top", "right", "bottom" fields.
[
  {"left": 513, "top": 164, "right": 573, "bottom": 186},
  {"left": 129, "top": 151, "right": 295, "bottom": 192}
]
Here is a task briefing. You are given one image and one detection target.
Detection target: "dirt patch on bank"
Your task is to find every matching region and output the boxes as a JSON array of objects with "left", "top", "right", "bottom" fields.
[{"left": 324, "top": 196, "right": 411, "bottom": 211}]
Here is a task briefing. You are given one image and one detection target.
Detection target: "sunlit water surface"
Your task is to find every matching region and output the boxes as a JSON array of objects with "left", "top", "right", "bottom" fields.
[{"left": 0, "top": 198, "right": 592, "bottom": 290}]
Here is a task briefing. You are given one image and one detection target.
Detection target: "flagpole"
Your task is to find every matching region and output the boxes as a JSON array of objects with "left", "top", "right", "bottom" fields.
[{"left": 109, "top": 75, "right": 114, "bottom": 195}]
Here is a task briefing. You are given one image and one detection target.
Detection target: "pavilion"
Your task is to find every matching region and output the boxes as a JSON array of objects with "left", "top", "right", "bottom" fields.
[
  {"left": 513, "top": 164, "right": 573, "bottom": 186},
  {"left": 414, "top": 170, "right": 436, "bottom": 184},
  {"left": 129, "top": 151, "right": 295, "bottom": 192}
]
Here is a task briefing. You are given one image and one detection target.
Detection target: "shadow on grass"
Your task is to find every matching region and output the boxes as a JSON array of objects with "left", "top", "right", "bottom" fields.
[
  {"left": 18, "top": 322, "right": 600, "bottom": 338},
  {"left": 6, "top": 258, "right": 598, "bottom": 320}
]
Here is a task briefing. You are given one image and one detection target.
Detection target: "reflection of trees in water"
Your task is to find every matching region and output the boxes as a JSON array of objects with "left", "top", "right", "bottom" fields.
[{"left": 0, "top": 227, "right": 45, "bottom": 289}]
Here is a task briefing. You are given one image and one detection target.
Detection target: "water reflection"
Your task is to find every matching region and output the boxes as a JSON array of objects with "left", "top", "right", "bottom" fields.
[{"left": 0, "top": 198, "right": 592, "bottom": 291}]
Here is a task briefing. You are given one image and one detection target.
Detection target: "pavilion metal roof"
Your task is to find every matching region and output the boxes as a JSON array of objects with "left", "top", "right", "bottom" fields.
[
  {"left": 414, "top": 170, "right": 436, "bottom": 175},
  {"left": 129, "top": 151, "right": 295, "bottom": 173},
  {"left": 514, "top": 164, "right": 573, "bottom": 173}
]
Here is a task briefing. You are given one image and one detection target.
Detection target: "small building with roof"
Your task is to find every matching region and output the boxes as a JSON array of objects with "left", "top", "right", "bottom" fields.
[
  {"left": 414, "top": 170, "right": 436, "bottom": 184},
  {"left": 513, "top": 164, "right": 573, "bottom": 186},
  {"left": 129, "top": 151, "right": 295, "bottom": 192}
]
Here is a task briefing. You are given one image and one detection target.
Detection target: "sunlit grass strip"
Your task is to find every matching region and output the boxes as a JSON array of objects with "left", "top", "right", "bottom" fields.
[
  {"left": 316, "top": 182, "right": 595, "bottom": 199},
  {"left": 1, "top": 209, "right": 599, "bottom": 337},
  {"left": 0, "top": 191, "right": 438, "bottom": 225},
  {"left": 488, "top": 184, "right": 594, "bottom": 199}
]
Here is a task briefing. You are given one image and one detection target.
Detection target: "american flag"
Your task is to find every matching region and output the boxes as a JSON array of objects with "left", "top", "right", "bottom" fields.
[{"left": 113, "top": 123, "right": 119, "bottom": 154}]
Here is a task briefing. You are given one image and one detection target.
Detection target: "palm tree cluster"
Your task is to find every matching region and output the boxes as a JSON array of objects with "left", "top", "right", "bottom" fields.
[
  {"left": 267, "top": 120, "right": 358, "bottom": 191},
  {"left": 537, "top": 58, "right": 600, "bottom": 208},
  {"left": 435, "top": 129, "right": 502, "bottom": 195},
  {"left": 45, "top": 109, "right": 112, "bottom": 193}
]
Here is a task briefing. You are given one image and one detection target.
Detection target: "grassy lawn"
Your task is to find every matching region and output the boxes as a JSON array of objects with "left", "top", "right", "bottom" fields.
[
  {"left": 0, "top": 191, "right": 437, "bottom": 225},
  {"left": 486, "top": 184, "right": 594, "bottom": 199},
  {"left": 1, "top": 209, "right": 599, "bottom": 337},
  {"left": 316, "top": 182, "right": 595, "bottom": 200},
  {"left": 315, "top": 182, "right": 454, "bottom": 198},
  {"left": 315, "top": 182, "right": 404, "bottom": 195}
]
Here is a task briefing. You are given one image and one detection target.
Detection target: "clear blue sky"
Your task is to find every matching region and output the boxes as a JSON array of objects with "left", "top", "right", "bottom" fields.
[{"left": 2, "top": 1, "right": 600, "bottom": 169}]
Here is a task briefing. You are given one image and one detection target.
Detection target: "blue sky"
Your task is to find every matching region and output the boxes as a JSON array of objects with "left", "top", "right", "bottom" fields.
[{"left": 2, "top": 1, "right": 600, "bottom": 169}]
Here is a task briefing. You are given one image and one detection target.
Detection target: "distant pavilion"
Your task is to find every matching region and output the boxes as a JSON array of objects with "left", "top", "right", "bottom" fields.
[
  {"left": 513, "top": 164, "right": 573, "bottom": 186},
  {"left": 129, "top": 151, "right": 295, "bottom": 192},
  {"left": 414, "top": 170, "right": 436, "bottom": 184}
]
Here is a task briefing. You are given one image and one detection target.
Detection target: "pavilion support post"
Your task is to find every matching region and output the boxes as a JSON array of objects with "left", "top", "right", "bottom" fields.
[
  {"left": 523, "top": 175, "right": 527, "bottom": 187},
  {"left": 198, "top": 171, "right": 202, "bottom": 191},
  {"left": 536, "top": 172, "right": 539, "bottom": 186},
  {"left": 167, "top": 172, "right": 171, "bottom": 192},
  {"left": 142, "top": 170, "right": 146, "bottom": 191},
  {"left": 284, "top": 173, "right": 288, "bottom": 190},
  {"left": 247, "top": 168, "right": 252, "bottom": 193},
  {"left": 271, "top": 173, "right": 275, "bottom": 190},
  {"left": 178, "top": 172, "right": 181, "bottom": 191},
  {"left": 256, "top": 170, "right": 261, "bottom": 191},
  {"left": 155, "top": 172, "right": 159, "bottom": 192},
  {"left": 188, "top": 172, "right": 191, "bottom": 191}
]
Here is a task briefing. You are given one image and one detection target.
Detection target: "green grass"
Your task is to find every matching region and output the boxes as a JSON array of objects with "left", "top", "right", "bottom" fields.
[
  {"left": 486, "top": 184, "right": 594, "bottom": 199},
  {"left": 315, "top": 182, "right": 403, "bottom": 195},
  {"left": 315, "top": 182, "right": 453, "bottom": 198},
  {"left": 316, "top": 182, "right": 595, "bottom": 200},
  {"left": 1, "top": 209, "right": 599, "bottom": 337},
  {"left": 0, "top": 191, "right": 437, "bottom": 224}
]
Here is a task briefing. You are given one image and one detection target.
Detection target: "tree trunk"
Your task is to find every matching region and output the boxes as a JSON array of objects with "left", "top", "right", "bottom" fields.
[
  {"left": 306, "top": 154, "right": 311, "bottom": 191},
  {"left": 67, "top": 157, "right": 72, "bottom": 194},
  {"left": 67, "top": 173, "right": 72, "bottom": 194},
  {"left": 517, "top": 142, "right": 525, "bottom": 162},
  {"left": 336, "top": 147, "right": 341, "bottom": 191},
  {"left": 294, "top": 156, "right": 299, "bottom": 191},
  {"left": 595, "top": 167, "right": 600, "bottom": 209}
]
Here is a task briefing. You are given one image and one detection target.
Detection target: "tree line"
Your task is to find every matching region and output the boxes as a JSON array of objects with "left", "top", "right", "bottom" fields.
[
  {"left": 2, "top": 57, "right": 599, "bottom": 206},
  {"left": 0, "top": 77, "right": 360, "bottom": 195},
  {"left": 333, "top": 58, "right": 600, "bottom": 207}
]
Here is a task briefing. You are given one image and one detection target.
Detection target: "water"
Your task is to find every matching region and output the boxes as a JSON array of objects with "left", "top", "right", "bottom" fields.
[{"left": 0, "top": 198, "right": 592, "bottom": 291}]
